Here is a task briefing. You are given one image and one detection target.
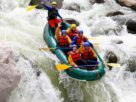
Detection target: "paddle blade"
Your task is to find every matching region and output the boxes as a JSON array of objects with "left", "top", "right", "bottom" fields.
[
  {"left": 56, "top": 64, "right": 71, "bottom": 71},
  {"left": 26, "top": 5, "right": 37, "bottom": 11},
  {"left": 106, "top": 63, "right": 121, "bottom": 67},
  {"left": 39, "top": 48, "right": 50, "bottom": 51}
]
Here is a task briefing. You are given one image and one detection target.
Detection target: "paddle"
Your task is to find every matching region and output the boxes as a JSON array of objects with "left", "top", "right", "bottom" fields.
[
  {"left": 26, "top": 5, "right": 38, "bottom": 11},
  {"left": 26, "top": 0, "right": 49, "bottom": 11},
  {"left": 88, "top": 37, "right": 98, "bottom": 40},
  {"left": 56, "top": 63, "right": 121, "bottom": 71},
  {"left": 56, "top": 64, "right": 98, "bottom": 71},
  {"left": 39, "top": 47, "right": 71, "bottom": 51},
  {"left": 106, "top": 63, "right": 121, "bottom": 67}
]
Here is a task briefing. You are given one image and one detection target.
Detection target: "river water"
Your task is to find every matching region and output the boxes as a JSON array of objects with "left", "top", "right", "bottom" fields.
[{"left": 0, "top": 0, "right": 136, "bottom": 102}]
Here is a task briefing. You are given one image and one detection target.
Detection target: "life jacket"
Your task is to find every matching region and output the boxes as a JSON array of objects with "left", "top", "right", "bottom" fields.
[
  {"left": 68, "top": 29, "right": 78, "bottom": 39},
  {"left": 76, "top": 36, "right": 85, "bottom": 45},
  {"left": 82, "top": 48, "right": 94, "bottom": 60},
  {"left": 58, "top": 36, "right": 69, "bottom": 47},
  {"left": 70, "top": 51, "right": 81, "bottom": 62},
  {"left": 48, "top": 8, "right": 58, "bottom": 20}
]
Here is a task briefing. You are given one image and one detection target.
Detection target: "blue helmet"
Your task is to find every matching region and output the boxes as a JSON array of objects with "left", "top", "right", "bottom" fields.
[
  {"left": 72, "top": 44, "right": 77, "bottom": 48},
  {"left": 61, "top": 30, "right": 66, "bottom": 35},
  {"left": 78, "top": 30, "right": 83, "bottom": 34},
  {"left": 84, "top": 42, "right": 90, "bottom": 47}
]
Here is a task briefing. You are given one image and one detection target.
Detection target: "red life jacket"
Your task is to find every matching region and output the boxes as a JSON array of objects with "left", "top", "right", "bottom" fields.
[
  {"left": 68, "top": 29, "right": 78, "bottom": 39},
  {"left": 58, "top": 36, "right": 69, "bottom": 47},
  {"left": 76, "top": 36, "right": 85, "bottom": 45},
  {"left": 70, "top": 51, "right": 81, "bottom": 62},
  {"left": 82, "top": 48, "right": 94, "bottom": 60}
]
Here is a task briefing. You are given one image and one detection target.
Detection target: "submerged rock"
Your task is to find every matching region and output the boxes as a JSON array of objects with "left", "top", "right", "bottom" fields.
[
  {"left": 89, "top": 0, "right": 96, "bottom": 4},
  {"left": 115, "top": 40, "right": 123, "bottom": 44},
  {"left": 126, "top": 56, "right": 136, "bottom": 72},
  {"left": 115, "top": 0, "right": 136, "bottom": 10},
  {"left": 112, "top": 16, "right": 128, "bottom": 26},
  {"left": 111, "top": 39, "right": 124, "bottom": 44},
  {"left": 106, "top": 11, "right": 124, "bottom": 17},
  {"left": 36, "top": 71, "right": 41, "bottom": 77},
  {"left": 63, "top": 3, "right": 80, "bottom": 12},
  {"left": 95, "top": 0, "right": 105, "bottom": 3},
  {"left": 0, "top": 43, "right": 21, "bottom": 102},
  {"left": 89, "top": 0, "right": 105, "bottom": 4},
  {"left": 106, "top": 52, "right": 118, "bottom": 63},
  {"left": 126, "top": 19, "right": 136, "bottom": 34},
  {"left": 105, "top": 51, "right": 118, "bottom": 70}
]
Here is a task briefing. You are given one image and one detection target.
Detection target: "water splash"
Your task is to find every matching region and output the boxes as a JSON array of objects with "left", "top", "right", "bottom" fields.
[
  {"left": 8, "top": 56, "right": 63, "bottom": 102},
  {"left": 0, "top": 1, "right": 63, "bottom": 101}
]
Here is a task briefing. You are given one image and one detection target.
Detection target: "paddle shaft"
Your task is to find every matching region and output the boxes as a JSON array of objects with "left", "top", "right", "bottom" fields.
[
  {"left": 39, "top": 47, "right": 72, "bottom": 51},
  {"left": 69, "top": 64, "right": 99, "bottom": 68}
]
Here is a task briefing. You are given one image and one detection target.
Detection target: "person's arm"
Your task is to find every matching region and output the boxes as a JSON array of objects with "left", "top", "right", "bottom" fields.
[
  {"left": 84, "top": 36, "right": 88, "bottom": 41},
  {"left": 87, "top": 41, "right": 93, "bottom": 47},
  {"left": 92, "top": 48, "right": 97, "bottom": 58},
  {"left": 66, "top": 28, "right": 70, "bottom": 34},
  {"left": 55, "top": 27, "right": 61, "bottom": 40},
  {"left": 78, "top": 44, "right": 84, "bottom": 53},
  {"left": 71, "top": 36, "right": 77, "bottom": 45},
  {"left": 66, "top": 36, "right": 72, "bottom": 44},
  {"left": 57, "top": 10, "right": 62, "bottom": 19},
  {"left": 68, "top": 54, "right": 77, "bottom": 67},
  {"left": 42, "top": 4, "right": 52, "bottom": 10}
]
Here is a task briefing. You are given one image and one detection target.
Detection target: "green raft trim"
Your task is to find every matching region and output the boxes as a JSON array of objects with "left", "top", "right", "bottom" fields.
[{"left": 43, "top": 23, "right": 105, "bottom": 81}]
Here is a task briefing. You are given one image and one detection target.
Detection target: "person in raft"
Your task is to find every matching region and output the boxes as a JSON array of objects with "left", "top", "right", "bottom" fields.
[
  {"left": 55, "top": 24, "right": 71, "bottom": 54},
  {"left": 66, "top": 24, "right": 78, "bottom": 40},
  {"left": 41, "top": 1, "right": 63, "bottom": 30},
  {"left": 68, "top": 43, "right": 98, "bottom": 70},
  {"left": 71, "top": 30, "right": 88, "bottom": 46},
  {"left": 68, "top": 45, "right": 85, "bottom": 67},
  {"left": 79, "top": 42, "right": 98, "bottom": 70}
]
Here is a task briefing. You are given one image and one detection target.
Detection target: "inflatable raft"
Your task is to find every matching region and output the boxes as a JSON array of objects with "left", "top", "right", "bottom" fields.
[{"left": 43, "top": 23, "right": 105, "bottom": 81}]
